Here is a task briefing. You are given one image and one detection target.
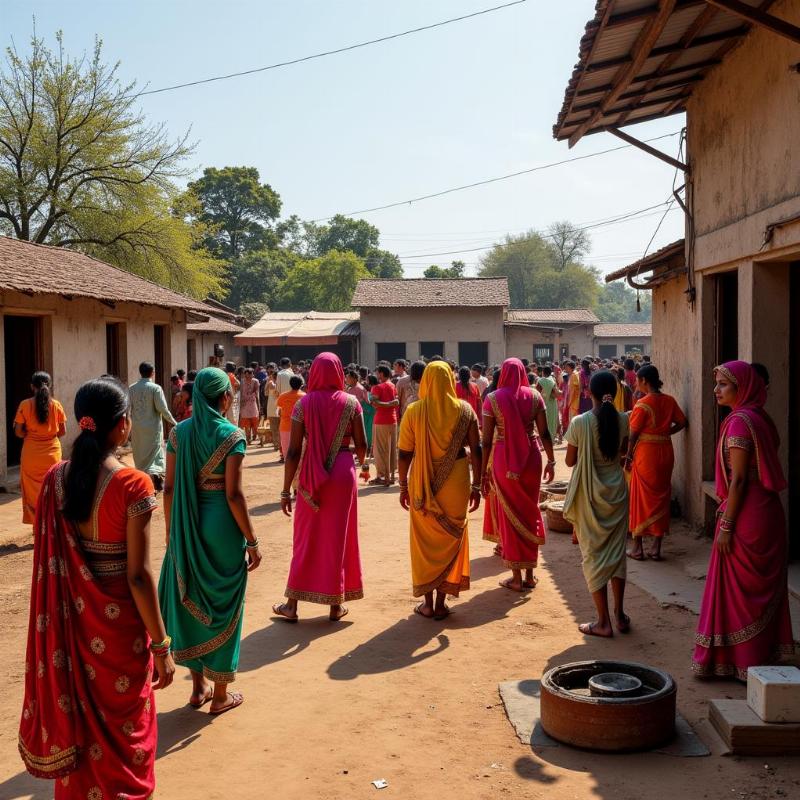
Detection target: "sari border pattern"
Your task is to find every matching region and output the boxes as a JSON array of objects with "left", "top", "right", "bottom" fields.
[
  {"left": 631, "top": 508, "right": 669, "bottom": 536},
  {"left": 18, "top": 737, "right": 77, "bottom": 778},
  {"left": 430, "top": 402, "right": 473, "bottom": 497},
  {"left": 325, "top": 395, "right": 358, "bottom": 471},
  {"left": 694, "top": 586, "right": 785, "bottom": 648},
  {"left": 284, "top": 587, "right": 364, "bottom": 605},
  {"left": 199, "top": 429, "right": 246, "bottom": 484},
  {"left": 173, "top": 603, "right": 243, "bottom": 662},
  {"left": 493, "top": 479, "right": 545, "bottom": 545}
]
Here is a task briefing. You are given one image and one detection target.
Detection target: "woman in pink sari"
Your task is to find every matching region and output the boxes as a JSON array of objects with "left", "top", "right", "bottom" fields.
[
  {"left": 481, "top": 359, "right": 555, "bottom": 592},
  {"left": 693, "top": 361, "right": 795, "bottom": 680},
  {"left": 273, "top": 353, "right": 367, "bottom": 621}
]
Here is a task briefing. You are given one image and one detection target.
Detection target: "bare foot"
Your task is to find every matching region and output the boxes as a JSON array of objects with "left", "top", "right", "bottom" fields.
[
  {"left": 615, "top": 612, "right": 631, "bottom": 634},
  {"left": 578, "top": 621, "right": 613, "bottom": 637}
]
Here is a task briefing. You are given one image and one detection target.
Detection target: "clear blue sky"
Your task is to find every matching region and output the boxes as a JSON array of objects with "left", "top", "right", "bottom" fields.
[{"left": 4, "top": 0, "right": 685, "bottom": 277}]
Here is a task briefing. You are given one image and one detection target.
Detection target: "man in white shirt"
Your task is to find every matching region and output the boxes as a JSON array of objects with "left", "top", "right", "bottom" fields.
[
  {"left": 471, "top": 363, "right": 489, "bottom": 395},
  {"left": 276, "top": 357, "right": 295, "bottom": 397}
]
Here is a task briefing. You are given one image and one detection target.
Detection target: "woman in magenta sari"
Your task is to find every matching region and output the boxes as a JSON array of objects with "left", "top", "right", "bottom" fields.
[
  {"left": 693, "top": 361, "right": 795, "bottom": 680},
  {"left": 480, "top": 358, "right": 555, "bottom": 592},
  {"left": 273, "top": 353, "right": 368, "bottom": 621}
]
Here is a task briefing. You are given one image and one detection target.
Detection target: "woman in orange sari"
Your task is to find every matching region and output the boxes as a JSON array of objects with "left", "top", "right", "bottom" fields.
[
  {"left": 13, "top": 371, "right": 67, "bottom": 524},
  {"left": 624, "top": 364, "right": 687, "bottom": 561},
  {"left": 19, "top": 378, "right": 174, "bottom": 798},
  {"left": 398, "top": 361, "right": 481, "bottom": 620}
]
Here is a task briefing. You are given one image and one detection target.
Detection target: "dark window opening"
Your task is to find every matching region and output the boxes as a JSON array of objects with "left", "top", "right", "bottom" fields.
[
  {"left": 376, "top": 342, "right": 406, "bottom": 364},
  {"left": 534, "top": 344, "right": 554, "bottom": 363},
  {"left": 598, "top": 344, "right": 617, "bottom": 359},
  {"left": 458, "top": 341, "right": 488, "bottom": 367},
  {"left": 419, "top": 341, "right": 445, "bottom": 360}
]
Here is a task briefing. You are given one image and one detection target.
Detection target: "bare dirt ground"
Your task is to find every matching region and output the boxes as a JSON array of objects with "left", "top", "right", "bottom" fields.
[{"left": 1, "top": 443, "right": 799, "bottom": 800}]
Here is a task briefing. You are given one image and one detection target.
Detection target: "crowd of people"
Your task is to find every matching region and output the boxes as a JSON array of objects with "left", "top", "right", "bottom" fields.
[{"left": 12, "top": 348, "right": 795, "bottom": 797}]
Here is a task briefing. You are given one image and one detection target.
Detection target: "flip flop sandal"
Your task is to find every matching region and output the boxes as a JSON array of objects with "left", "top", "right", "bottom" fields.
[
  {"left": 433, "top": 606, "right": 452, "bottom": 621},
  {"left": 522, "top": 576, "right": 539, "bottom": 589},
  {"left": 272, "top": 602, "right": 298, "bottom": 623},
  {"left": 329, "top": 606, "right": 349, "bottom": 622},
  {"left": 209, "top": 692, "right": 244, "bottom": 716},
  {"left": 499, "top": 579, "right": 525, "bottom": 593},
  {"left": 578, "top": 622, "right": 613, "bottom": 638},
  {"left": 413, "top": 603, "right": 434, "bottom": 619},
  {"left": 189, "top": 691, "right": 213, "bottom": 709}
]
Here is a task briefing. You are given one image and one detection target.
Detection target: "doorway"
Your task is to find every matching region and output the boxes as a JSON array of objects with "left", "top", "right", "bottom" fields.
[
  {"left": 105, "top": 322, "right": 127, "bottom": 380},
  {"left": 154, "top": 325, "right": 168, "bottom": 390},
  {"left": 4, "top": 315, "right": 44, "bottom": 466},
  {"left": 790, "top": 267, "right": 800, "bottom": 558},
  {"left": 714, "top": 271, "right": 738, "bottom": 434}
]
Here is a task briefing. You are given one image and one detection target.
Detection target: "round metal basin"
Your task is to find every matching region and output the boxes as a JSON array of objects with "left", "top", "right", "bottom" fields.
[{"left": 540, "top": 660, "right": 676, "bottom": 752}]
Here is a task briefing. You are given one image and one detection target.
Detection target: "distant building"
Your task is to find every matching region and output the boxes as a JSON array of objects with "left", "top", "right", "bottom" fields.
[
  {"left": 0, "top": 235, "right": 220, "bottom": 486},
  {"left": 593, "top": 323, "right": 652, "bottom": 360},
  {"left": 555, "top": 1, "right": 799, "bottom": 552},
  {"left": 505, "top": 308, "right": 599, "bottom": 361},
  {"left": 187, "top": 298, "right": 246, "bottom": 369},
  {"left": 352, "top": 278, "right": 510, "bottom": 366}
]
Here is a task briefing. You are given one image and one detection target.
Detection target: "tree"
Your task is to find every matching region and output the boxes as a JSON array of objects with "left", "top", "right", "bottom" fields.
[
  {"left": 547, "top": 221, "right": 591, "bottom": 271},
  {"left": 274, "top": 250, "right": 369, "bottom": 312},
  {"left": 479, "top": 231, "right": 599, "bottom": 309},
  {"left": 364, "top": 248, "right": 403, "bottom": 278},
  {"left": 0, "top": 32, "right": 221, "bottom": 296},
  {"left": 596, "top": 280, "right": 652, "bottom": 322},
  {"left": 184, "top": 166, "right": 282, "bottom": 260},
  {"left": 424, "top": 260, "right": 466, "bottom": 279},
  {"left": 225, "top": 248, "right": 299, "bottom": 310},
  {"left": 239, "top": 302, "right": 269, "bottom": 323}
]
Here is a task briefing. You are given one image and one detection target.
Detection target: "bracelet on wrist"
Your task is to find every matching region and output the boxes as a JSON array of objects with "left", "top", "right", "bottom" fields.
[
  {"left": 245, "top": 538, "right": 260, "bottom": 549},
  {"left": 471, "top": 484, "right": 481, "bottom": 491},
  {"left": 150, "top": 635, "right": 172, "bottom": 655},
  {"left": 280, "top": 491, "right": 291, "bottom": 498},
  {"left": 547, "top": 460, "right": 556, "bottom": 466}
]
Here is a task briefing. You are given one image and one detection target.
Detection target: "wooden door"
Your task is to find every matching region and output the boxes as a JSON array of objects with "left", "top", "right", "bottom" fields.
[{"left": 4, "top": 315, "right": 43, "bottom": 466}]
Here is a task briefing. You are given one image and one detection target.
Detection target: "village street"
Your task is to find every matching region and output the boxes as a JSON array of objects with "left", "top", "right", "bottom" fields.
[{"left": 1, "top": 443, "right": 798, "bottom": 800}]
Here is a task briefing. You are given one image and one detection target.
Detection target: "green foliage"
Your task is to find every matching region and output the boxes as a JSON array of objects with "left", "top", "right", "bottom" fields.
[
  {"left": 225, "top": 248, "right": 299, "bottom": 311},
  {"left": 364, "top": 248, "right": 403, "bottom": 278},
  {"left": 274, "top": 250, "right": 369, "bottom": 312},
  {"left": 423, "top": 260, "right": 466, "bottom": 279},
  {"left": 183, "top": 166, "right": 282, "bottom": 260},
  {"left": 479, "top": 230, "right": 599, "bottom": 308},
  {"left": 312, "top": 215, "right": 379, "bottom": 258},
  {"left": 596, "top": 280, "right": 652, "bottom": 322},
  {"left": 239, "top": 302, "right": 269, "bottom": 323},
  {"left": 0, "top": 31, "right": 223, "bottom": 298}
]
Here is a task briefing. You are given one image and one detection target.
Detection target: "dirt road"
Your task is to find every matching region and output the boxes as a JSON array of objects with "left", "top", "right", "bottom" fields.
[{"left": 1, "top": 444, "right": 798, "bottom": 800}]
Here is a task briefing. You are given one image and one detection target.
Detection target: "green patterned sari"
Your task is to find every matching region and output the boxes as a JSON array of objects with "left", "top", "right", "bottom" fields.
[{"left": 158, "top": 368, "right": 247, "bottom": 682}]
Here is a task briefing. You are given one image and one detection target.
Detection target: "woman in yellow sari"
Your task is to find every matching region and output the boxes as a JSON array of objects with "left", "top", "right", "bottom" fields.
[{"left": 398, "top": 361, "right": 481, "bottom": 620}]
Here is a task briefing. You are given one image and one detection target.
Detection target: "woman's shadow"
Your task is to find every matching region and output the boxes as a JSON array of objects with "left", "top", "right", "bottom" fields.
[{"left": 327, "top": 586, "right": 530, "bottom": 681}]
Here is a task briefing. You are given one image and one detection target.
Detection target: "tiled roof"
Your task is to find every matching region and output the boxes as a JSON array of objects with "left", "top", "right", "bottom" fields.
[
  {"left": 0, "top": 235, "right": 212, "bottom": 314},
  {"left": 352, "top": 277, "right": 509, "bottom": 308},
  {"left": 187, "top": 317, "right": 245, "bottom": 334},
  {"left": 605, "top": 239, "right": 685, "bottom": 283},
  {"left": 594, "top": 323, "right": 652, "bottom": 338},
  {"left": 506, "top": 308, "right": 599, "bottom": 325}
]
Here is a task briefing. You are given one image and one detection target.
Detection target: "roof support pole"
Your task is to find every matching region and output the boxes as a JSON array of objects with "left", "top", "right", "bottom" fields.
[
  {"left": 605, "top": 126, "right": 689, "bottom": 172},
  {"left": 704, "top": 0, "right": 800, "bottom": 46}
]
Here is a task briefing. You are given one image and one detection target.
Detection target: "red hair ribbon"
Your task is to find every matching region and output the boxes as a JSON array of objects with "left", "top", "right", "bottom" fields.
[{"left": 78, "top": 416, "right": 97, "bottom": 432}]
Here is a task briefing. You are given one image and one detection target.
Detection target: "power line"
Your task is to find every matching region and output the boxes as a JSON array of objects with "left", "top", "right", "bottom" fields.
[
  {"left": 394, "top": 203, "right": 680, "bottom": 259},
  {"left": 137, "top": 1, "right": 528, "bottom": 98},
  {"left": 311, "top": 132, "right": 681, "bottom": 222}
]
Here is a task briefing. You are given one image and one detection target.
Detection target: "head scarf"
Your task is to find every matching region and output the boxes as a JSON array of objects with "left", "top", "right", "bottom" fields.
[
  {"left": 298, "top": 353, "right": 358, "bottom": 509},
  {"left": 714, "top": 360, "right": 786, "bottom": 496},
  {"left": 408, "top": 361, "right": 469, "bottom": 517},
  {"left": 493, "top": 358, "right": 536, "bottom": 478},
  {"left": 168, "top": 367, "right": 244, "bottom": 619}
]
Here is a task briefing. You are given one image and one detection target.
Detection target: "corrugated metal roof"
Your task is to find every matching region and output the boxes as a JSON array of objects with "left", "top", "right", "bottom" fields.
[
  {"left": 605, "top": 238, "right": 685, "bottom": 283},
  {"left": 554, "top": 0, "right": 774, "bottom": 145}
]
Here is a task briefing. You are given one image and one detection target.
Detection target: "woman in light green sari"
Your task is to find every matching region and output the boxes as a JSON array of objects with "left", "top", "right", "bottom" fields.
[
  {"left": 159, "top": 367, "right": 261, "bottom": 715},
  {"left": 562, "top": 369, "right": 630, "bottom": 638},
  {"left": 537, "top": 365, "right": 560, "bottom": 443}
]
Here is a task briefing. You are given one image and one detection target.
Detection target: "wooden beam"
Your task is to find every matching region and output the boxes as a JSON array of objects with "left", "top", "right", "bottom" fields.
[
  {"left": 573, "top": 89, "right": 689, "bottom": 116},
  {"left": 575, "top": 58, "right": 720, "bottom": 96},
  {"left": 572, "top": 77, "right": 703, "bottom": 112},
  {"left": 606, "top": 126, "right": 689, "bottom": 171},
  {"left": 569, "top": 0, "right": 678, "bottom": 148},
  {"left": 705, "top": 0, "right": 800, "bottom": 45},
  {"left": 606, "top": 0, "right": 706, "bottom": 30}
]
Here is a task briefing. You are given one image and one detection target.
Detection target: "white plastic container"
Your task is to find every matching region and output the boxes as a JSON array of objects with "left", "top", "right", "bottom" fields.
[{"left": 747, "top": 666, "right": 800, "bottom": 723}]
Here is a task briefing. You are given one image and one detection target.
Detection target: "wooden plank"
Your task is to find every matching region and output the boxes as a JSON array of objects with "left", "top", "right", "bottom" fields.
[
  {"left": 706, "top": 0, "right": 800, "bottom": 45},
  {"left": 606, "top": 0, "right": 706, "bottom": 30},
  {"left": 575, "top": 59, "right": 720, "bottom": 96},
  {"left": 606, "top": 127, "right": 689, "bottom": 171},
  {"left": 569, "top": 0, "right": 679, "bottom": 148}
]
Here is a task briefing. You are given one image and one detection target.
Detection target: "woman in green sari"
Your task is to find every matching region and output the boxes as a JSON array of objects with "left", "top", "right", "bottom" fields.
[
  {"left": 537, "top": 365, "right": 560, "bottom": 443},
  {"left": 159, "top": 367, "right": 261, "bottom": 715},
  {"left": 562, "top": 369, "right": 630, "bottom": 638}
]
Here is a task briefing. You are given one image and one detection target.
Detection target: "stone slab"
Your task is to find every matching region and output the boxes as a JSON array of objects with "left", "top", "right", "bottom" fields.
[
  {"left": 624, "top": 558, "right": 703, "bottom": 614},
  {"left": 498, "top": 679, "right": 710, "bottom": 757},
  {"left": 709, "top": 699, "right": 800, "bottom": 755},
  {"left": 747, "top": 666, "right": 800, "bottom": 723}
]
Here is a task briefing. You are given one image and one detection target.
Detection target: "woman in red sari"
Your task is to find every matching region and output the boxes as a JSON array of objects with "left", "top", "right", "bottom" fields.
[
  {"left": 19, "top": 378, "right": 174, "bottom": 799},
  {"left": 625, "top": 364, "right": 687, "bottom": 560},
  {"left": 273, "top": 353, "right": 367, "bottom": 621},
  {"left": 693, "top": 361, "right": 795, "bottom": 680},
  {"left": 456, "top": 366, "right": 482, "bottom": 425},
  {"left": 480, "top": 358, "right": 555, "bottom": 592}
]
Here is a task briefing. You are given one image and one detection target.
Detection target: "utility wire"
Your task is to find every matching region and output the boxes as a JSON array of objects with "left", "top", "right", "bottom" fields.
[
  {"left": 394, "top": 203, "right": 680, "bottom": 259},
  {"left": 137, "top": 1, "right": 528, "bottom": 98},
  {"left": 311, "top": 132, "right": 680, "bottom": 222}
]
